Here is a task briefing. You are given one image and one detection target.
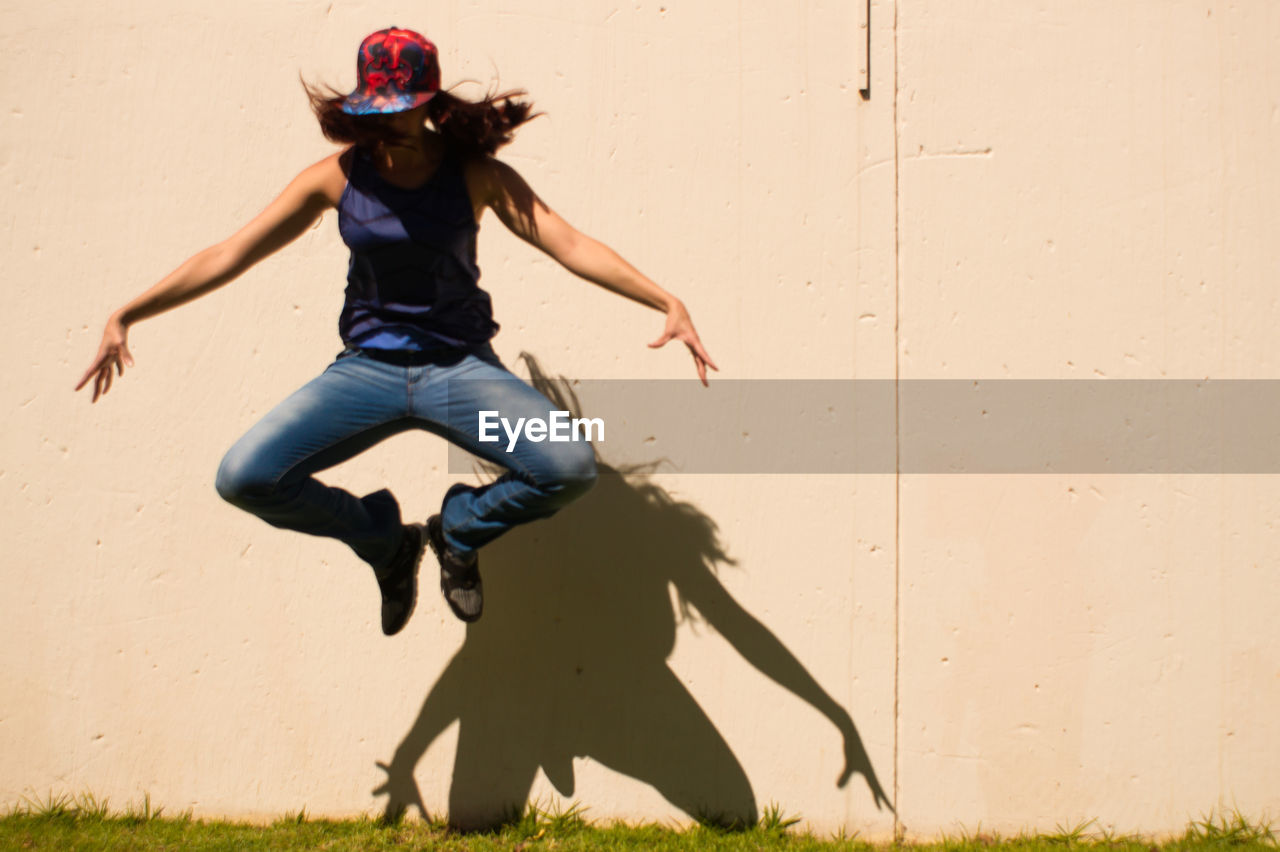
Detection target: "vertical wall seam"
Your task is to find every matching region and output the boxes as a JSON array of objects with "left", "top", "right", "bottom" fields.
[{"left": 891, "top": 0, "right": 903, "bottom": 839}]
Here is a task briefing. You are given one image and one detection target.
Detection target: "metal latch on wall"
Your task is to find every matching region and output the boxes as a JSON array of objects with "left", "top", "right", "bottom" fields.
[{"left": 859, "top": 0, "right": 871, "bottom": 98}]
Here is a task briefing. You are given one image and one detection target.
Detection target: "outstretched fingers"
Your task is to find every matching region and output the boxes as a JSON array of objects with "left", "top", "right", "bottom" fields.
[
  {"left": 648, "top": 330, "right": 674, "bottom": 349},
  {"left": 76, "top": 340, "right": 135, "bottom": 403},
  {"left": 74, "top": 352, "right": 105, "bottom": 393},
  {"left": 681, "top": 334, "right": 717, "bottom": 387},
  {"left": 687, "top": 337, "right": 718, "bottom": 373},
  {"left": 692, "top": 350, "right": 708, "bottom": 386},
  {"left": 647, "top": 309, "right": 719, "bottom": 385}
]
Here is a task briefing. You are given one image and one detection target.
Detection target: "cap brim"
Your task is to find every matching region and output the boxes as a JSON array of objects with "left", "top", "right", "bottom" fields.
[{"left": 339, "top": 89, "right": 437, "bottom": 116}]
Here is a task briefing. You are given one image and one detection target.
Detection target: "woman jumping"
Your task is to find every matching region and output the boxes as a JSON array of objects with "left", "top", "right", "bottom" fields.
[{"left": 75, "top": 26, "right": 716, "bottom": 636}]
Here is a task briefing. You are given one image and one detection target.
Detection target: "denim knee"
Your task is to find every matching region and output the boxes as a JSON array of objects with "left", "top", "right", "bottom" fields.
[
  {"left": 215, "top": 445, "right": 277, "bottom": 506},
  {"left": 536, "top": 444, "right": 598, "bottom": 505}
]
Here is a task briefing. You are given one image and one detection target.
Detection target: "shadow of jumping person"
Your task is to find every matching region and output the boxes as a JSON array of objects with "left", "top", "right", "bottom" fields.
[{"left": 371, "top": 355, "right": 891, "bottom": 829}]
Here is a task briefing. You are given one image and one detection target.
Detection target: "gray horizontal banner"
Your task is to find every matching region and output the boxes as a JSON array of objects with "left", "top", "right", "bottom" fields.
[{"left": 445, "top": 379, "right": 1280, "bottom": 474}]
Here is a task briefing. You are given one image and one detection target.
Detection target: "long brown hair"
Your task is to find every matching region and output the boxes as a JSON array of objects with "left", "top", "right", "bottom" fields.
[{"left": 302, "top": 77, "right": 538, "bottom": 156}]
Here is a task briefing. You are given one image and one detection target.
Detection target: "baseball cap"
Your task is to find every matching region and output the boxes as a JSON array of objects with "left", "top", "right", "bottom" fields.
[{"left": 340, "top": 27, "right": 441, "bottom": 116}]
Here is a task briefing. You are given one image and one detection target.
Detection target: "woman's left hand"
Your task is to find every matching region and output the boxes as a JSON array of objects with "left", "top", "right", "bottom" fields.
[{"left": 649, "top": 300, "right": 719, "bottom": 386}]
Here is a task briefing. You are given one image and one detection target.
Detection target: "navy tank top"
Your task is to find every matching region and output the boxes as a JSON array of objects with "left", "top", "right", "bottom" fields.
[{"left": 336, "top": 145, "right": 499, "bottom": 351}]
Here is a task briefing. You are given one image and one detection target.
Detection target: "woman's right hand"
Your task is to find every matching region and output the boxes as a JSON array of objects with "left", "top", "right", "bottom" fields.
[{"left": 75, "top": 314, "right": 134, "bottom": 403}]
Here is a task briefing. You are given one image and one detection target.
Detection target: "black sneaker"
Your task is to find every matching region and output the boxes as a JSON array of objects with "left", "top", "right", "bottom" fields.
[
  {"left": 375, "top": 523, "right": 424, "bottom": 636},
  {"left": 425, "top": 514, "right": 483, "bottom": 622}
]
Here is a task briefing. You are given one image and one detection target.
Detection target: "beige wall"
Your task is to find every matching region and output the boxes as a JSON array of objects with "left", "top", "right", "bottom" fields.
[
  {"left": 895, "top": 0, "right": 1280, "bottom": 837},
  {"left": 1, "top": 0, "right": 1275, "bottom": 839}
]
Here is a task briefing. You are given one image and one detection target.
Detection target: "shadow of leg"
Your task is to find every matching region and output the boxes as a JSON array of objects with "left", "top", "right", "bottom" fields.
[
  {"left": 446, "top": 717, "right": 542, "bottom": 830},
  {"left": 581, "top": 664, "right": 758, "bottom": 827}
]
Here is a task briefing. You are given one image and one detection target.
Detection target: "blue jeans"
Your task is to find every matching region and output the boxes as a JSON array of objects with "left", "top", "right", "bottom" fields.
[{"left": 214, "top": 345, "right": 597, "bottom": 573}]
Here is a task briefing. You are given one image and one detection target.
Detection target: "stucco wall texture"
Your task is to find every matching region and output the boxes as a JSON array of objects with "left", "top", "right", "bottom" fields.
[{"left": 2, "top": 0, "right": 1277, "bottom": 840}]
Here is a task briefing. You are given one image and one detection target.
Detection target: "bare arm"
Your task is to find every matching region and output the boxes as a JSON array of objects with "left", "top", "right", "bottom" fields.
[
  {"left": 467, "top": 156, "right": 719, "bottom": 385},
  {"left": 75, "top": 153, "right": 346, "bottom": 402}
]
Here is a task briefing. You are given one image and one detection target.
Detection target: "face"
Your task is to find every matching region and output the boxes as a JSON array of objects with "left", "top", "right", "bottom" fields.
[{"left": 383, "top": 103, "right": 430, "bottom": 134}]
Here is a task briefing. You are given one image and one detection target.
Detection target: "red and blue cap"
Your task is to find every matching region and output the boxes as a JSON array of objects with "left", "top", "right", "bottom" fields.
[{"left": 340, "top": 27, "right": 441, "bottom": 116}]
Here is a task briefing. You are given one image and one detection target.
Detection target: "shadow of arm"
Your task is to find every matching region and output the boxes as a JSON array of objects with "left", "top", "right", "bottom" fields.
[
  {"left": 680, "top": 569, "right": 893, "bottom": 810},
  {"left": 372, "top": 654, "right": 466, "bottom": 820}
]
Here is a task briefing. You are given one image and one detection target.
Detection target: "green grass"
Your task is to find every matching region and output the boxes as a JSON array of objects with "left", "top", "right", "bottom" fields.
[{"left": 1, "top": 797, "right": 1275, "bottom": 851}]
